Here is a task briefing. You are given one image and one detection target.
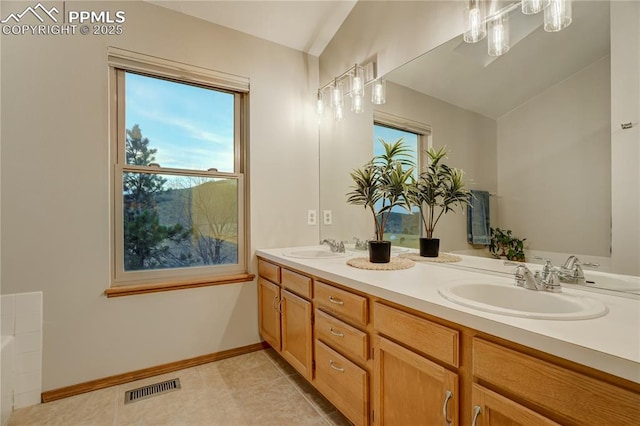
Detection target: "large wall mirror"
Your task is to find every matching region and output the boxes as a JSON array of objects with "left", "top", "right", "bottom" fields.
[{"left": 319, "top": 1, "right": 638, "bottom": 288}]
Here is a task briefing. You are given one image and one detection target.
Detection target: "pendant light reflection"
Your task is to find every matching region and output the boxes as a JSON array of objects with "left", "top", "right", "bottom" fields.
[
  {"left": 351, "top": 65, "right": 365, "bottom": 113},
  {"left": 463, "top": 0, "right": 487, "bottom": 43},
  {"left": 488, "top": 13, "right": 509, "bottom": 57},
  {"left": 544, "top": 0, "right": 572, "bottom": 32},
  {"left": 316, "top": 90, "right": 325, "bottom": 115},
  {"left": 371, "top": 79, "right": 386, "bottom": 105},
  {"left": 521, "top": 0, "right": 550, "bottom": 15}
]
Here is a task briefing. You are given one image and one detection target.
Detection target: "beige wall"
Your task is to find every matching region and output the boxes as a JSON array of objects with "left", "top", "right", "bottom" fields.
[
  {"left": 320, "top": 1, "right": 463, "bottom": 83},
  {"left": 497, "top": 56, "right": 611, "bottom": 257},
  {"left": 0, "top": 1, "right": 319, "bottom": 390},
  {"left": 610, "top": 1, "right": 640, "bottom": 276}
]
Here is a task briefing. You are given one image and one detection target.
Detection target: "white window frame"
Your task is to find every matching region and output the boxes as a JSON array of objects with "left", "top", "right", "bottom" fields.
[
  {"left": 373, "top": 110, "right": 432, "bottom": 170},
  {"left": 108, "top": 48, "right": 249, "bottom": 287}
]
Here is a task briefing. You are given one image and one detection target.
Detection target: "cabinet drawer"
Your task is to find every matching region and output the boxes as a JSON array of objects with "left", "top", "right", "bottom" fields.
[
  {"left": 315, "top": 281, "right": 368, "bottom": 327},
  {"left": 473, "top": 338, "right": 640, "bottom": 425},
  {"left": 281, "top": 268, "right": 312, "bottom": 299},
  {"left": 314, "top": 340, "right": 369, "bottom": 426},
  {"left": 315, "top": 309, "right": 369, "bottom": 363},
  {"left": 258, "top": 259, "right": 280, "bottom": 283},
  {"left": 373, "top": 302, "right": 459, "bottom": 367}
]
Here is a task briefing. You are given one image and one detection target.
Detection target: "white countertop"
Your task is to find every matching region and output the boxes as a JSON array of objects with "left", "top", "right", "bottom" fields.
[{"left": 256, "top": 246, "right": 640, "bottom": 384}]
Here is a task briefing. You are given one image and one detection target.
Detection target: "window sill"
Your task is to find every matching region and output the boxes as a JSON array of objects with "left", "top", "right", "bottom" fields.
[{"left": 104, "top": 273, "right": 255, "bottom": 298}]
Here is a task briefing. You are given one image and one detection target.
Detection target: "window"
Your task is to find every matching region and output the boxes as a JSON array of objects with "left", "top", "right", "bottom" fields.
[
  {"left": 108, "top": 49, "right": 249, "bottom": 289},
  {"left": 373, "top": 112, "right": 431, "bottom": 249}
]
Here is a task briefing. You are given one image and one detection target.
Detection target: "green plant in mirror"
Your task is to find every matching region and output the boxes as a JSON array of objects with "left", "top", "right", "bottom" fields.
[
  {"left": 406, "top": 146, "right": 470, "bottom": 239},
  {"left": 346, "top": 139, "right": 415, "bottom": 241},
  {"left": 489, "top": 227, "right": 526, "bottom": 262}
]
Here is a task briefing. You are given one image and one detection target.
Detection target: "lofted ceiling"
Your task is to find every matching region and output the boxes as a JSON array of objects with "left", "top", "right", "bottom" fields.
[{"left": 146, "top": 0, "right": 357, "bottom": 57}]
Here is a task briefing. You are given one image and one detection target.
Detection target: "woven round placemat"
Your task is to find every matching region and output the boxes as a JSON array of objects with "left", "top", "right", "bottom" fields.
[
  {"left": 347, "top": 257, "right": 415, "bottom": 270},
  {"left": 399, "top": 253, "right": 462, "bottom": 263}
]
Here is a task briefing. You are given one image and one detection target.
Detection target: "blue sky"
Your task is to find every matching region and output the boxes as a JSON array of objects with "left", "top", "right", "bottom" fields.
[
  {"left": 125, "top": 72, "right": 235, "bottom": 173},
  {"left": 373, "top": 124, "right": 418, "bottom": 168}
]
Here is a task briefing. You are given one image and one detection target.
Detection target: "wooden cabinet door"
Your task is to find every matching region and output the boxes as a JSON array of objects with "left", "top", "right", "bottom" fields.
[
  {"left": 373, "top": 336, "right": 458, "bottom": 426},
  {"left": 471, "top": 384, "right": 560, "bottom": 426},
  {"left": 280, "top": 289, "right": 313, "bottom": 380},
  {"left": 258, "top": 277, "right": 281, "bottom": 350}
]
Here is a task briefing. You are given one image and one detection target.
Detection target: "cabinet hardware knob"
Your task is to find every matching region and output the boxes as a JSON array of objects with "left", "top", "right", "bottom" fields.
[
  {"left": 329, "top": 327, "right": 345, "bottom": 337},
  {"left": 442, "top": 390, "right": 453, "bottom": 426},
  {"left": 328, "top": 296, "right": 344, "bottom": 305},
  {"left": 471, "top": 405, "right": 481, "bottom": 426},
  {"left": 329, "top": 360, "right": 345, "bottom": 372},
  {"left": 272, "top": 295, "right": 279, "bottom": 311}
]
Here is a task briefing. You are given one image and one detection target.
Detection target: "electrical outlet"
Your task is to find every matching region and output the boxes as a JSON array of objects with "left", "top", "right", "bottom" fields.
[
  {"left": 307, "top": 210, "right": 317, "bottom": 225},
  {"left": 323, "top": 210, "right": 332, "bottom": 225}
]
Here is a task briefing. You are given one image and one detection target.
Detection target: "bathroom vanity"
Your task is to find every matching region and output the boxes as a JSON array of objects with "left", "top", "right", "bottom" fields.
[{"left": 256, "top": 248, "right": 640, "bottom": 426}]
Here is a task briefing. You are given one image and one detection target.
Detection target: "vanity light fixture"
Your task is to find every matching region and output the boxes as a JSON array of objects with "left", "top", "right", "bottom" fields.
[
  {"left": 544, "top": 0, "right": 572, "bottom": 32},
  {"left": 371, "top": 78, "right": 386, "bottom": 105},
  {"left": 316, "top": 61, "right": 381, "bottom": 120},
  {"left": 462, "top": 0, "right": 573, "bottom": 57},
  {"left": 316, "top": 90, "right": 325, "bottom": 115},
  {"left": 463, "top": 0, "right": 487, "bottom": 43},
  {"left": 488, "top": 13, "right": 510, "bottom": 56},
  {"left": 522, "top": 0, "right": 550, "bottom": 15}
]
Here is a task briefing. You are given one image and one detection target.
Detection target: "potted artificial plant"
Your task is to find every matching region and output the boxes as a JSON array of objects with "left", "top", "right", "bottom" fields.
[
  {"left": 489, "top": 227, "right": 526, "bottom": 261},
  {"left": 346, "top": 139, "right": 414, "bottom": 263},
  {"left": 407, "top": 146, "right": 470, "bottom": 257}
]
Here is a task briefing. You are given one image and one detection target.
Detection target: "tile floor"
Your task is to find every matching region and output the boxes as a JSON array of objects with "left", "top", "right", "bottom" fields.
[{"left": 8, "top": 349, "right": 352, "bottom": 426}]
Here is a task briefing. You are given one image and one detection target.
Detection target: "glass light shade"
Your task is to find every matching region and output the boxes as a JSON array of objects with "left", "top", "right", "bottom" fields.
[
  {"left": 463, "top": 0, "right": 487, "bottom": 43},
  {"left": 521, "top": 0, "right": 550, "bottom": 15},
  {"left": 330, "top": 80, "right": 343, "bottom": 108},
  {"left": 351, "top": 65, "right": 365, "bottom": 98},
  {"left": 488, "top": 14, "right": 510, "bottom": 57},
  {"left": 351, "top": 94, "right": 364, "bottom": 113},
  {"left": 334, "top": 104, "right": 344, "bottom": 121},
  {"left": 544, "top": 0, "right": 572, "bottom": 32},
  {"left": 316, "top": 90, "right": 325, "bottom": 115},
  {"left": 371, "top": 79, "right": 386, "bottom": 105}
]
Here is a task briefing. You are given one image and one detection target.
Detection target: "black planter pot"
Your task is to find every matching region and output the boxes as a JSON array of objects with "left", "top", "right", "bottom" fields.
[
  {"left": 368, "top": 240, "right": 392, "bottom": 263},
  {"left": 419, "top": 238, "right": 440, "bottom": 257}
]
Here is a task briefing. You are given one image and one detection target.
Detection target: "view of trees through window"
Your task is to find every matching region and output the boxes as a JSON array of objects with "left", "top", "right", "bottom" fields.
[
  {"left": 121, "top": 72, "right": 239, "bottom": 273},
  {"left": 373, "top": 123, "right": 421, "bottom": 248}
]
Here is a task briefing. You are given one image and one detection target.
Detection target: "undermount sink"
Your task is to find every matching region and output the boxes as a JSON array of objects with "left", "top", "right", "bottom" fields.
[
  {"left": 438, "top": 283, "right": 608, "bottom": 320},
  {"left": 283, "top": 248, "right": 350, "bottom": 259}
]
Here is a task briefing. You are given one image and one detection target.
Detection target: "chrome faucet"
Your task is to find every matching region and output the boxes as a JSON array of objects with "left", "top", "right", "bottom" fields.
[
  {"left": 555, "top": 255, "right": 599, "bottom": 284},
  {"left": 320, "top": 239, "right": 345, "bottom": 253},
  {"left": 353, "top": 237, "right": 369, "bottom": 251},
  {"left": 513, "top": 264, "right": 562, "bottom": 292}
]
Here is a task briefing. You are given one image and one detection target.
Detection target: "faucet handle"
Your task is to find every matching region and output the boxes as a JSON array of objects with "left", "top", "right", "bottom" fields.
[
  {"left": 542, "top": 270, "right": 562, "bottom": 293},
  {"left": 512, "top": 264, "right": 529, "bottom": 287},
  {"left": 533, "top": 256, "right": 554, "bottom": 280}
]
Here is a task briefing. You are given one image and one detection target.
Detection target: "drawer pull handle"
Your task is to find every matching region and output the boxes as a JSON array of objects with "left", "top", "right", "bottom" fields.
[
  {"left": 328, "top": 296, "right": 344, "bottom": 305},
  {"left": 471, "top": 405, "right": 481, "bottom": 426},
  {"left": 329, "top": 327, "right": 344, "bottom": 337},
  {"left": 329, "top": 360, "right": 345, "bottom": 372},
  {"left": 442, "top": 390, "right": 453, "bottom": 426}
]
